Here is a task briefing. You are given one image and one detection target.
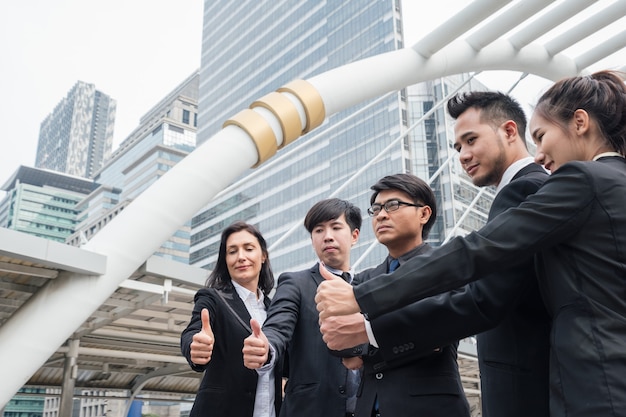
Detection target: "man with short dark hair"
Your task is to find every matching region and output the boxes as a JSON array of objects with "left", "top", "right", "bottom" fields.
[
  {"left": 243, "top": 198, "right": 362, "bottom": 417},
  {"left": 342, "top": 173, "right": 470, "bottom": 417}
]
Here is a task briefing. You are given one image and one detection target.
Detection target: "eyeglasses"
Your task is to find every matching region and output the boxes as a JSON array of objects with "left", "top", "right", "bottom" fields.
[{"left": 367, "top": 199, "right": 424, "bottom": 217}]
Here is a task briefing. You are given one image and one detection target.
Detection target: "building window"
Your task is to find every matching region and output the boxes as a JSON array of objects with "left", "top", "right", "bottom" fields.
[{"left": 182, "top": 109, "right": 190, "bottom": 124}]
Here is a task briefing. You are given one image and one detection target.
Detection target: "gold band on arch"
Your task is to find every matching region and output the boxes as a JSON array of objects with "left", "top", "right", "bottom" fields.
[
  {"left": 223, "top": 109, "right": 277, "bottom": 168},
  {"left": 223, "top": 79, "right": 325, "bottom": 167},
  {"left": 251, "top": 92, "right": 302, "bottom": 149},
  {"left": 278, "top": 79, "right": 325, "bottom": 134}
]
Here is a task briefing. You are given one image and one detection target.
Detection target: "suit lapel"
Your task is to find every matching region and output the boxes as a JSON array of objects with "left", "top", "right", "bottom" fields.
[
  {"left": 310, "top": 264, "right": 324, "bottom": 286},
  {"left": 218, "top": 287, "right": 252, "bottom": 332},
  {"left": 374, "top": 263, "right": 387, "bottom": 276}
]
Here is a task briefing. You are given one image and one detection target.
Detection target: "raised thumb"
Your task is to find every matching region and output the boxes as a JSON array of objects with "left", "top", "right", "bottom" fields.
[
  {"left": 319, "top": 262, "right": 339, "bottom": 281},
  {"left": 201, "top": 308, "right": 212, "bottom": 334},
  {"left": 250, "top": 318, "right": 262, "bottom": 338}
]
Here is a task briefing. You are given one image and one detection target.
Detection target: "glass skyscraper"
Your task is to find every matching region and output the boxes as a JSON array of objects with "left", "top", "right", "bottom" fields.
[
  {"left": 35, "top": 81, "right": 116, "bottom": 179},
  {"left": 193, "top": 0, "right": 411, "bottom": 273},
  {"left": 192, "top": 1, "right": 494, "bottom": 275}
]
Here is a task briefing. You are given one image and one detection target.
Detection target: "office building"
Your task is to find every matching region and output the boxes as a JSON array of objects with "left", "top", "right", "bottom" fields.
[
  {"left": 191, "top": 1, "right": 493, "bottom": 275},
  {"left": 67, "top": 72, "right": 199, "bottom": 263},
  {"left": 192, "top": 0, "right": 411, "bottom": 272},
  {"left": 0, "top": 166, "right": 97, "bottom": 242},
  {"left": 3, "top": 388, "right": 45, "bottom": 417},
  {"left": 35, "top": 81, "right": 116, "bottom": 179}
]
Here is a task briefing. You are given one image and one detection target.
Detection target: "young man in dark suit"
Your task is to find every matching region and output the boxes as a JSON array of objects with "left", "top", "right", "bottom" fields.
[
  {"left": 243, "top": 198, "right": 362, "bottom": 417},
  {"left": 318, "top": 92, "right": 551, "bottom": 417},
  {"left": 339, "top": 173, "right": 470, "bottom": 417}
]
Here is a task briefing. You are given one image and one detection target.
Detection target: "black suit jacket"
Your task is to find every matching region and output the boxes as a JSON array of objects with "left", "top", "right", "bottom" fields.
[
  {"left": 354, "top": 243, "right": 470, "bottom": 417},
  {"left": 263, "top": 265, "right": 353, "bottom": 417},
  {"left": 355, "top": 157, "right": 626, "bottom": 417},
  {"left": 368, "top": 163, "right": 551, "bottom": 417},
  {"left": 181, "top": 286, "right": 282, "bottom": 417}
]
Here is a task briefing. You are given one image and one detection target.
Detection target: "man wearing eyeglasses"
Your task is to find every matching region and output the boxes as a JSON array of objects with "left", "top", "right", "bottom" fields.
[{"left": 328, "top": 173, "right": 470, "bottom": 417}]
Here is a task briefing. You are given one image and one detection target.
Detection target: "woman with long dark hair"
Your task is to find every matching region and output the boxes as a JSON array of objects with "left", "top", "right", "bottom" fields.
[{"left": 182, "top": 221, "right": 281, "bottom": 417}]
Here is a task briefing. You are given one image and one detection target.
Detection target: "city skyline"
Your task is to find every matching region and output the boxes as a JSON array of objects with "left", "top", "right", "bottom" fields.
[{"left": 2, "top": 0, "right": 625, "bottom": 195}]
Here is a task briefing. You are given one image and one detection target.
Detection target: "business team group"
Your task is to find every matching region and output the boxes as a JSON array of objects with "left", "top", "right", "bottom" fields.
[{"left": 181, "top": 70, "right": 626, "bottom": 417}]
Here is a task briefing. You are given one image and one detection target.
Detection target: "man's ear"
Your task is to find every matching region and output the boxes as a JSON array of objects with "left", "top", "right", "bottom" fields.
[
  {"left": 351, "top": 228, "right": 360, "bottom": 245},
  {"left": 420, "top": 205, "right": 432, "bottom": 225},
  {"left": 502, "top": 120, "right": 519, "bottom": 142}
]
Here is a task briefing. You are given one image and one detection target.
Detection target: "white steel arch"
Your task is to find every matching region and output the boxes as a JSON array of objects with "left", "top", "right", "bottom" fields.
[{"left": 1, "top": 0, "right": 625, "bottom": 406}]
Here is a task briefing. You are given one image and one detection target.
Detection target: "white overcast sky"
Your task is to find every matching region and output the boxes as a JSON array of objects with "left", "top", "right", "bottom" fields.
[{"left": 1, "top": 0, "right": 624, "bottom": 194}]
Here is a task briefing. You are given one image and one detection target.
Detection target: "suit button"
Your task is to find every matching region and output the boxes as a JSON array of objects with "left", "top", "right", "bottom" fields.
[
  {"left": 376, "top": 373, "right": 383, "bottom": 380},
  {"left": 392, "top": 347, "right": 398, "bottom": 354},
  {"left": 339, "top": 385, "right": 346, "bottom": 394},
  {"left": 408, "top": 342, "right": 414, "bottom": 349}
]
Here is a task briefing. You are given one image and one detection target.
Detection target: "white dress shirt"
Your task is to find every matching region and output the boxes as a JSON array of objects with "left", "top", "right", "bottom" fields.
[{"left": 232, "top": 281, "right": 276, "bottom": 417}]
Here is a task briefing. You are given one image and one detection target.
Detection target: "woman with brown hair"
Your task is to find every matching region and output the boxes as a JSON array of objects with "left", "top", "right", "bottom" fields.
[{"left": 181, "top": 221, "right": 281, "bottom": 417}]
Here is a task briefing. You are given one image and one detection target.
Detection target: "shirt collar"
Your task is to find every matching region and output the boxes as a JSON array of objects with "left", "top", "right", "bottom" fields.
[
  {"left": 232, "top": 280, "right": 264, "bottom": 303},
  {"left": 321, "top": 262, "right": 354, "bottom": 282},
  {"left": 495, "top": 156, "right": 536, "bottom": 195},
  {"left": 593, "top": 152, "right": 624, "bottom": 161}
]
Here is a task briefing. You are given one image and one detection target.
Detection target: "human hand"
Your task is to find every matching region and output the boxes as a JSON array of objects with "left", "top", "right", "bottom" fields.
[
  {"left": 320, "top": 313, "right": 369, "bottom": 350},
  {"left": 315, "top": 263, "right": 360, "bottom": 320},
  {"left": 242, "top": 318, "right": 269, "bottom": 369},
  {"left": 190, "top": 308, "right": 214, "bottom": 365},
  {"left": 342, "top": 356, "right": 363, "bottom": 370}
]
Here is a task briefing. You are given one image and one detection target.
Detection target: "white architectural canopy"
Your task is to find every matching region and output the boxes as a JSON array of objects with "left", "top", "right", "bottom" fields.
[{"left": 1, "top": 0, "right": 625, "bottom": 409}]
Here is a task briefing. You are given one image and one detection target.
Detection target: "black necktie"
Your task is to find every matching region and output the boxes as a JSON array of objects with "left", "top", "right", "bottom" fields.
[
  {"left": 341, "top": 272, "right": 351, "bottom": 283},
  {"left": 389, "top": 258, "right": 400, "bottom": 273}
]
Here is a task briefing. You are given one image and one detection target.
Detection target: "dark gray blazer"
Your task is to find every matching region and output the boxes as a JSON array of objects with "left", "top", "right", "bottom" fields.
[
  {"left": 353, "top": 243, "right": 470, "bottom": 417},
  {"left": 355, "top": 157, "right": 626, "bottom": 417},
  {"left": 181, "top": 286, "right": 282, "bottom": 417},
  {"left": 263, "top": 264, "right": 352, "bottom": 417},
  {"left": 368, "top": 163, "right": 551, "bottom": 417}
]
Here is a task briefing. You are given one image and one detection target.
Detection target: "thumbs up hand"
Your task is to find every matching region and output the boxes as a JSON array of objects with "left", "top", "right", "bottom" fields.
[
  {"left": 242, "top": 318, "right": 270, "bottom": 369},
  {"left": 315, "top": 262, "right": 360, "bottom": 320},
  {"left": 190, "top": 308, "right": 215, "bottom": 365}
]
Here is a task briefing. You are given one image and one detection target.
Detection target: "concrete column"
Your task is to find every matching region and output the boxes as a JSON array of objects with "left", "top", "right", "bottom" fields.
[{"left": 59, "top": 339, "right": 79, "bottom": 417}]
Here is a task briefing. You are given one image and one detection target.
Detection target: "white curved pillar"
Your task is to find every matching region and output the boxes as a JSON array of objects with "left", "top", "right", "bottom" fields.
[{"left": 0, "top": 83, "right": 320, "bottom": 405}]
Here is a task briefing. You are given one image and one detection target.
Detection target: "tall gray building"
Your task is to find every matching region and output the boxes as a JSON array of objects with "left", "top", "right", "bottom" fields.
[
  {"left": 67, "top": 72, "right": 199, "bottom": 263},
  {"left": 35, "top": 81, "right": 116, "bottom": 179},
  {"left": 191, "top": 0, "right": 494, "bottom": 276},
  {"left": 192, "top": 0, "right": 410, "bottom": 272}
]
